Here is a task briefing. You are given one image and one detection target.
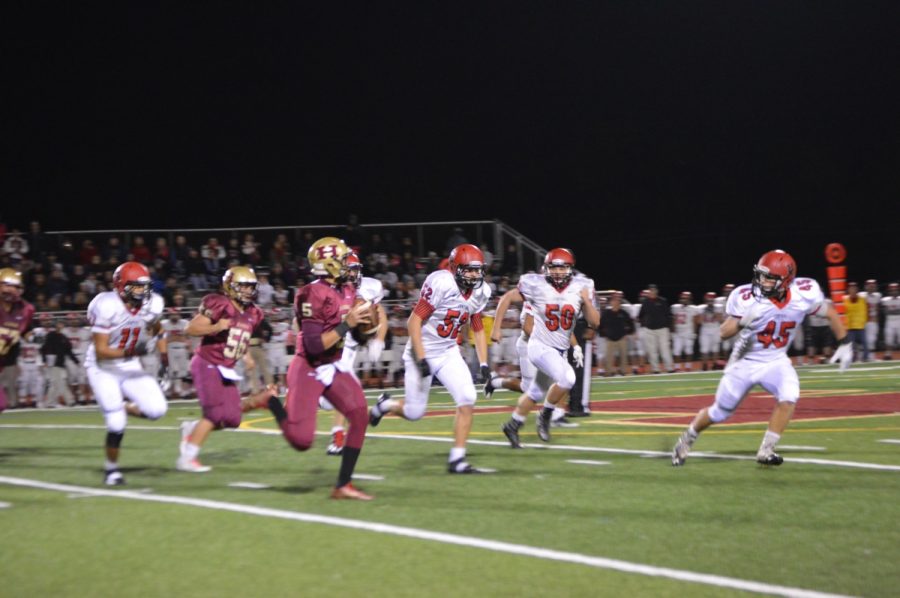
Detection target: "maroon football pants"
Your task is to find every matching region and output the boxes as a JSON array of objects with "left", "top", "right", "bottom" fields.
[{"left": 282, "top": 356, "right": 368, "bottom": 451}]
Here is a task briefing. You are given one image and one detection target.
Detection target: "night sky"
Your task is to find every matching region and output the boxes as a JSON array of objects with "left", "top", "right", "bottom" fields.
[{"left": 6, "top": 3, "right": 899, "bottom": 298}]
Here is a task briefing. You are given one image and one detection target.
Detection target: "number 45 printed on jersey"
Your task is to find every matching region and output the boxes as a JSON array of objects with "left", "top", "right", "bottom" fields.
[{"left": 757, "top": 321, "right": 796, "bottom": 349}]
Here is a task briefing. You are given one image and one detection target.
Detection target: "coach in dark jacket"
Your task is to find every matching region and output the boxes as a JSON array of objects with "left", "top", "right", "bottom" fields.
[
  {"left": 639, "top": 284, "right": 674, "bottom": 373},
  {"left": 600, "top": 293, "right": 634, "bottom": 375}
]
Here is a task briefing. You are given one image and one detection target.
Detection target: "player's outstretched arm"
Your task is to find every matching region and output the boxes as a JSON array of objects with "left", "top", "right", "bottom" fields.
[{"left": 491, "top": 288, "right": 523, "bottom": 343}]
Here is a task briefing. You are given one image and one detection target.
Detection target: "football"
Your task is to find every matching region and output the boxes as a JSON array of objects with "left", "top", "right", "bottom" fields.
[{"left": 353, "top": 297, "right": 380, "bottom": 336}]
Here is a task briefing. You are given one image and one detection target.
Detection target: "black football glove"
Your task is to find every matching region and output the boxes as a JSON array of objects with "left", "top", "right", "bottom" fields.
[
  {"left": 416, "top": 358, "right": 430, "bottom": 378},
  {"left": 479, "top": 364, "right": 490, "bottom": 384}
]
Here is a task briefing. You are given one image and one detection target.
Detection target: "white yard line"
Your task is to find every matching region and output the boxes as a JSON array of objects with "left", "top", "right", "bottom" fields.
[
  {"left": 3, "top": 424, "right": 899, "bottom": 471},
  {"left": 0, "top": 475, "right": 850, "bottom": 598}
]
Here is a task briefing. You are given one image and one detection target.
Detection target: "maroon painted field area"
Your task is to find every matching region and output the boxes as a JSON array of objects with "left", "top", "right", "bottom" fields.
[{"left": 587, "top": 392, "right": 900, "bottom": 425}]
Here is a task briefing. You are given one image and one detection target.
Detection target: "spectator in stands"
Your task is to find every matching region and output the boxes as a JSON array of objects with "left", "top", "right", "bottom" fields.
[
  {"left": 444, "top": 227, "right": 467, "bottom": 254},
  {"left": 256, "top": 273, "right": 274, "bottom": 308},
  {"left": 600, "top": 291, "right": 635, "bottom": 376},
  {"left": 171, "top": 235, "right": 191, "bottom": 276},
  {"left": 186, "top": 248, "right": 208, "bottom": 291},
  {"left": 342, "top": 214, "right": 365, "bottom": 252},
  {"left": 27, "top": 221, "right": 44, "bottom": 259},
  {"left": 26, "top": 273, "right": 49, "bottom": 303},
  {"left": 843, "top": 281, "right": 869, "bottom": 362},
  {"left": 639, "top": 284, "right": 674, "bottom": 374},
  {"left": 226, "top": 237, "right": 241, "bottom": 263},
  {"left": 47, "top": 267, "right": 68, "bottom": 301},
  {"left": 131, "top": 236, "right": 152, "bottom": 264},
  {"left": 103, "top": 236, "right": 126, "bottom": 263},
  {"left": 269, "top": 234, "right": 290, "bottom": 266},
  {"left": 59, "top": 239, "right": 78, "bottom": 270},
  {"left": 154, "top": 237, "right": 170, "bottom": 264},
  {"left": 161, "top": 276, "right": 179, "bottom": 306},
  {"left": 272, "top": 279, "right": 289, "bottom": 306},
  {"left": 77, "top": 239, "right": 98, "bottom": 266},
  {"left": 241, "top": 233, "right": 261, "bottom": 266},
  {"left": 3, "top": 230, "right": 30, "bottom": 265},
  {"left": 201, "top": 237, "right": 226, "bottom": 285}
]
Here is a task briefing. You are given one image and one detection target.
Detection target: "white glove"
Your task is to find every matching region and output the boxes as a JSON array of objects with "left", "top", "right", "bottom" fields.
[
  {"left": 739, "top": 301, "right": 766, "bottom": 329},
  {"left": 572, "top": 345, "right": 584, "bottom": 368},
  {"left": 367, "top": 338, "right": 384, "bottom": 363},
  {"left": 829, "top": 338, "right": 853, "bottom": 372}
]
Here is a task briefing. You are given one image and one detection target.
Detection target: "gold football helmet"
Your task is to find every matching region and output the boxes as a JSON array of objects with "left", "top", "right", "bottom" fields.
[
  {"left": 223, "top": 266, "right": 258, "bottom": 306},
  {"left": 0, "top": 268, "right": 24, "bottom": 303},
  {"left": 308, "top": 237, "right": 351, "bottom": 282}
]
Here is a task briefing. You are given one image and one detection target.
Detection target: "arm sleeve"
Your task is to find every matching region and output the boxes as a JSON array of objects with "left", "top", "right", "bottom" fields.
[{"left": 470, "top": 313, "right": 484, "bottom": 332}]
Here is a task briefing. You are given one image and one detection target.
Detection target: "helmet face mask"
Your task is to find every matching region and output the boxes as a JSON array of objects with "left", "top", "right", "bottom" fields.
[
  {"left": 346, "top": 253, "right": 363, "bottom": 287},
  {"left": 543, "top": 248, "right": 575, "bottom": 289},
  {"left": 308, "top": 237, "right": 351, "bottom": 283},
  {"left": 223, "top": 266, "right": 258, "bottom": 306},
  {"left": 448, "top": 244, "right": 485, "bottom": 291},
  {"left": 113, "top": 262, "right": 152, "bottom": 308},
  {"left": 752, "top": 250, "right": 796, "bottom": 299},
  {"left": 0, "top": 268, "right": 23, "bottom": 303}
]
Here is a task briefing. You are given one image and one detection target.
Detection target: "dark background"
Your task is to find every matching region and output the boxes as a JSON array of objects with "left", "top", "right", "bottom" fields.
[{"left": 5, "top": 3, "right": 899, "bottom": 298}]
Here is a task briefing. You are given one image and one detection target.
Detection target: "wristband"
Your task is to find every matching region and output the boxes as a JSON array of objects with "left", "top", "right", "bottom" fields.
[{"left": 334, "top": 321, "right": 350, "bottom": 338}]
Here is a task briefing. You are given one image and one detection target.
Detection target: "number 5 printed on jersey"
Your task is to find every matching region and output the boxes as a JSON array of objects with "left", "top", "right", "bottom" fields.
[
  {"left": 545, "top": 304, "right": 575, "bottom": 331},
  {"left": 436, "top": 309, "right": 468, "bottom": 339}
]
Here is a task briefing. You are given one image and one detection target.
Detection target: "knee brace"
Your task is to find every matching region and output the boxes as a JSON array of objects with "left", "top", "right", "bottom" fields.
[{"left": 105, "top": 431, "right": 125, "bottom": 449}]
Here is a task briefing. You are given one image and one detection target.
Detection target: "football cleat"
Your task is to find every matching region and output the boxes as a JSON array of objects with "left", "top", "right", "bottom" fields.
[
  {"left": 536, "top": 415, "right": 551, "bottom": 442},
  {"left": 483, "top": 373, "right": 499, "bottom": 399},
  {"left": 330, "top": 483, "right": 374, "bottom": 501},
  {"left": 104, "top": 469, "right": 125, "bottom": 486},
  {"left": 179, "top": 420, "right": 197, "bottom": 457},
  {"left": 176, "top": 457, "right": 212, "bottom": 473},
  {"left": 672, "top": 430, "right": 695, "bottom": 466},
  {"left": 550, "top": 416, "right": 579, "bottom": 428},
  {"left": 501, "top": 420, "right": 523, "bottom": 449},
  {"left": 326, "top": 430, "right": 345, "bottom": 456},
  {"left": 368, "top": 392, "right": 391, "bottom": 427},
  {"left": 447, "top": 458, "right": 491, "bottom": 474},
  {"left": 756, "top": 452, "right": 784, "bottom": 466}
]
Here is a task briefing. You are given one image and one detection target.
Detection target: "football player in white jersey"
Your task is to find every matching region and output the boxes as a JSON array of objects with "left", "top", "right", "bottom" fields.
[
  {"left": 369, "top": 244, "right": 492, "bottom": 473},
  {"left": 85, "top": 262, "right": 168, "bottom": 485},
  {"left": 862, "top": 280, "right": 882, "bottom": 360},
  {"left": 488, "top": 298, "right": 580, "bottom": 446},
  {"left": 17, "top": 328, "right": 45, "bottom": 407},
  {"left": 671, "top": 291, "right": 697, "bottom": 371},
  {"left": 882, "top": 283, "right": 900, "bottom": 360},
  {"left": 160, "top": 308, "right": 191, "bottom": 397},
  {"left": 672, "top": 250, "right": 851, "bottom": 467},
  {"left": 319, "top": 252, "right": 387, "bottom": 455},
  {"left": 495, "top": 248, "right": 600, "bottom": 446},
  {"left": 716, "top": 283, "right": 736, "bottom": 358}
]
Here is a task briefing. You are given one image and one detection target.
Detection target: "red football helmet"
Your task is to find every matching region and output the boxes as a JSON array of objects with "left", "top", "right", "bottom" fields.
[
  {"left": 865, "top": 279, "right": 878, "bottom": 293},
  {"left": 346, "top": 253, "right": 363, "bottom": 286},
  {"left": 448, "top": 244, "right": 485, "bottom": 290},
  {"left": 679, "top": 291, "right": 693, "bottom": 304},
  {"left": 752, "top": 250, "right": 796, "bottom": 299},
  {"left": 704, "top": 291, "right": 716, "bottom": 303},
  {"left": 543, "top": 248, "right": 575, "bottom": 289},
  {"left": 888, "top": 282, "right": 899, "bottom": 295},
  {"left": 113, "top": 262, "right": 152, "bottom": 307}
]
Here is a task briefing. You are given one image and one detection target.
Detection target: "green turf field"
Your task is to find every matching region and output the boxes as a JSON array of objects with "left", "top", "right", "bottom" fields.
[{"left": 2, "top": 362, "right": 899, "bottom": 597}]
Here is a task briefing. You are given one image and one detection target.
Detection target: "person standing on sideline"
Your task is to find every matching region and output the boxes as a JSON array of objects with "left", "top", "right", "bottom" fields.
[
  {"left": 843, "top": 282, "right": 868, "bottom": 363},
  {"left": 639, "top": 284, "right": 674, "bottom": 373}
]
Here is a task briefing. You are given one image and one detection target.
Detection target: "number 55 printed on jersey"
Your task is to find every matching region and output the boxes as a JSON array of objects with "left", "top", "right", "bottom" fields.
[{"left": 224, "top": 328, "right": 252, "bottom": 360}]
